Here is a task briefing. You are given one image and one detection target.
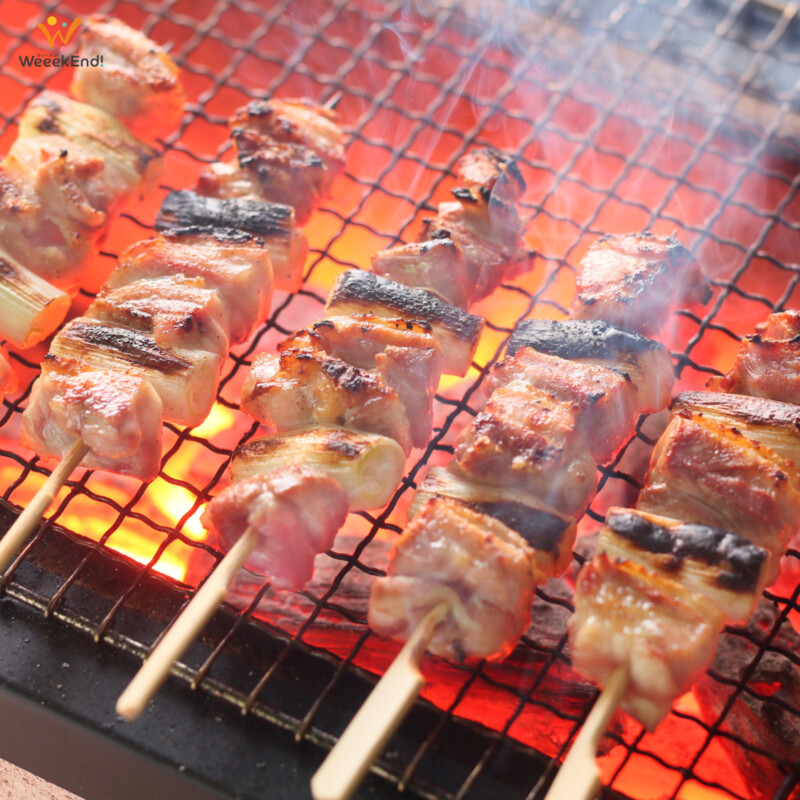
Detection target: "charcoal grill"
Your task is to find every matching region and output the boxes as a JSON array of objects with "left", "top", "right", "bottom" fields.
[{"left": 0, "top": 0, "right": 799, "bottom": 798}]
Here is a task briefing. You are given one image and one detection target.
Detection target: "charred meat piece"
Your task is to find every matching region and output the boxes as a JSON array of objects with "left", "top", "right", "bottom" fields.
[
  {"left": 507, "top": 318, "right": 675, "bottom": 414},
  {"left": 453, "top": 382, "right": 598, "bottom": 516},
  {"left": 371, "top": 236, "right": 472, "bottom": 309},
  {"left": 202, "top": 466, "right": 348, "bottom": 591},
  {"left": 49, "top": 318, "right": 222, "bottom": 428},
  {"left": 369, "top": 497, "right": 542, "bottom": 662},
  {"left": 488, "top": 347, "right": 638, "bottom": 464},
  {"left": 69, "top": 15, "right": 185, "bottom": 138},
  {"left": 597, "top": 507, "right": 769, "bottom": 623},
  {"left": 155, "top": 190, "right": 308, "bottom": 293},
  {"left": 241, "top": 350, "right": 415, "bottom": 454},
  {"left": 711, "top": 311, "right": 800, "bottom": 404},
  {"left": 571, "top": 233, "right": 710, "bottom": 336},
  {"left": 326, "top": 270, "right": 483, "bottom": 377},
  {"left": 109, "top": 237, "right": 272, "bottom": 345},
  {"left": 570, "top": 553, "right": 725, "bottom": 730},
  {"left": 455, "top": 147, "right": 526, "bottom": 205},
  {"left": 22, "top": 355, "right": 162, "bottom": 481},
  {"left": 638, "top": 413, "right": 800, "bottom": 572},
  {"left": 231, "top": 427, "right": 405, "bottom": 512},
  {"left": 411, "top": 466, "right": 577, "bottom": 577}
]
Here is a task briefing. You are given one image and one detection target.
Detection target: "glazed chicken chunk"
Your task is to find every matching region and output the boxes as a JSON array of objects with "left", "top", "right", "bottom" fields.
[
  {"left": 570, "top": 554, "right": 725, "bottom": 731},
  {"left": 455, "top": 147, "right": 526, "bottom": 205},
  {"left": 0, "top": 348, "right": 16, "bottom": 403},
  {"left": 22, "top": 356, "right": 162, "bottom": 481},
  {"left": 369, "top": 498, "right": 542, "bottom": 662},
  {"left": 201, "top": 466, "right": 348, "bottom": 591},
  {"left": 571, "top": 233, "right": 711, "bottom": 336},
  {"left": 711, "top": 311, "right": 800, "bottom": 405},
  {"left": 69, "top": 15, "right": 185, "bottom": 138}
]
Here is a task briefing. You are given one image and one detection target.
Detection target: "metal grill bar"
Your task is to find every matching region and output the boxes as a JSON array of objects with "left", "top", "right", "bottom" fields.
[{"left": 1, "top": 1, "right": 799, "bottom": 799}]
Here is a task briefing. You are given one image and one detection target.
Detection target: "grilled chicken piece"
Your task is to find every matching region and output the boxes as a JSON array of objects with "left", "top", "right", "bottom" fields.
[
  {"left": 326, "top": 270, "right": 484, "bottom": 376},
  {"left": 0, "top": 347, "right": 16, "bottom": 403},
  {"left": 0, "top": 248, "right": 70, "bottom": 349},
  {"left": 420, "top": 198, "right": 529, "bottom": 302},
  {"left": 571, "top": 234, "right": 711, "bottom": 336},
  {"left": 371, "top": 236, "right": 472, "bottom": 309},
  {"left": 231, "top": 427, "right": 405, "bottom": 511},
  {"left": 453, "top": 382, "right": 598, "bottom": 516},
  {"left": 598, "top": 508, "right": 770, "bottom": 623},
  {"left": 88, "top": 276, "right": 230, "bottom": 359},
  {"left": 455, "top": 148, "right": 526, "bottom": 205},
  {"left": 198, "top": 98, "right": 345, "bottom": 224},
  {"left": 638, "top": 413, "right": 800, "bottom": 571},
  {"left": 22, "top": 355, "right": 162, "bottom": 480},
  {"left": 109, "top": 237, "right": 272, "bottom": 345},
  {"left": 70, "top": 16, "right": 185, "bottom": 139},
  {"left": 241, "top": 350, "right": 414, "bottom": 454},
  {"left": 673, "top": 391, "right": 800, "bottom": 467},
  {"left": 369, "top": 497, "right": 542, "bottom": 662},
  {"left": 411, "top": 466, "right": 577, "bottom": 577},
  {"left": 155, "top": 191, "right": 308, "bottom": 293},
  {"left": 711, "top": 311, "right": 800, "bottom": 404},
  {"left": 202, "top": 466, "right": 348, "bottom": 590},
  {"left": 49, "top": 318, "right": 222, "bottom": 428},
  {"left": 570, "top": 554, "right": 725, "bottom": 730},
  {"left": 488, "top": 347, "right": 638, "bottom": 464},
  {"left": 507, "top": 318, "right": 675, "bottom": 414}
]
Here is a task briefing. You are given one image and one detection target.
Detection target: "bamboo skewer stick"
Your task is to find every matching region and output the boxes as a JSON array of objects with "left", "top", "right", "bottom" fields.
[
  {"left": 116, "top": 525, "right": 260, "bottom": 721},
  {"left": 543, "top": 666, "right": 629, "bottom": 800},
  {"left": 0, "top": 438, "right": 89, "bottom": 576},
  {"left": 311, "top": 602, "right": 449, "bottom": 800}
]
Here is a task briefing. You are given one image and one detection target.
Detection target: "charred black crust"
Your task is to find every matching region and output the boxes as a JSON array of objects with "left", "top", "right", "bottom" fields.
[
  {"left": 66, "top": 321, "right": 191, "bottom": 374},
  {"left": 324, "top": 429, "right": 363, "bottom": 458},
  {"left": 508, "top": 318, "right": 665, "bottom": 359},
  {"left": 607, "top": 509, "right": 766, "bottom": 592},
  {"left": 464, "top": 499, "right": 568, "bottom": 552},
  {"left": 330, "top": 270, "right": 483, "bottom": 340},
  {"left": 156, "top": 190, "right": 292, "bottom": 240},
  {"left": 673, "top": 391, "right": 800, "bottom": 434}
]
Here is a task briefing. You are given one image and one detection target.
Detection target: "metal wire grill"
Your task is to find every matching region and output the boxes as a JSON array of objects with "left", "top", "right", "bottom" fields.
[{"left": 0, "top": 0, "right": 799, "bottom": 798}]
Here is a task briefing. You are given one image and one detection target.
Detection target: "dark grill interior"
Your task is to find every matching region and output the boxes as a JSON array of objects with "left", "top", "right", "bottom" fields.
[{"left": 1, "top": 1, "right": 799, "bottom": 799}]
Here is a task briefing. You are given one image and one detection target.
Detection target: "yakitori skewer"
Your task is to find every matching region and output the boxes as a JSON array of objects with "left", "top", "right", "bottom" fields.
[
  {"left": 0, "top": 97, "right": 346, "bottom": 580},
  {"left": 543, "top": 311, "right": 800, "bottom": 800},
  {"left": 313, "top": 234, "right": 711, "bottom": 800},
  {"left": 114, "top": 147, "right": 527, "bottom": 720}
]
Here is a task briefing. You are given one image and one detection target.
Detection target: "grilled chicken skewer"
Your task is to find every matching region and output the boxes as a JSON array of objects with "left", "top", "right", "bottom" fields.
[
  {"left": 0, "top": 18, "right": 182, "bottom": 348},
  {"left": 316, "top": 235, "right": 709, "bottom": 800},
  {"left": 547, "top": 317, "right": 800, "bottom": 800},
  {"left": 117, "top": 148, "right": 525, "bottom": 722}
]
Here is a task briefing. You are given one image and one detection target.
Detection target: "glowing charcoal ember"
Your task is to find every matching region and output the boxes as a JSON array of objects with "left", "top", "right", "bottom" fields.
[
  {"left": 369, "top": 498, "right": 543, "bottom": 662},
  {"left": 108, "top": 236, "right": 273, "bottom": 345},
  {"left": 69, "top": 15, "right": 185, "bottom": 139},
  {"left": 571, "top": 233, "right": 711, "bottom": 336},
  {"left": 201, "top": 467, "right": 348, "bottom": 590},
  {"left": 230, "top": 427, "right": 405, "bottom": 512},
  {"left": 637, "top": 413, "right": 800, "bottom": 574},
  {"left": 48, "top": 318, "right": 223, "bottom": 428},
  {"left": 597, "top": 507, "right": 770, "bottom": 624},
  {"left": 371, "top": 236, "right": 472, "bottom": 309},
  {"left": 410, "top": 466, "right": 577, "bottom": 577},
  {"left": 487, "top": 347, "right": 639, "bottom": 464},
  {"left": 452, "top": 381, "right": 598, "bottom": 517},
  {"left": 325, "top": 270, "right": 483, "bottom": 377},
  {"left": 88, "top": 276, "right": 230, "bottom": 359},
  {"left": 155, "top": 191, "right": 308, "bottom": 294},
  {"left": 21, "top": 356, "right": 162, "bottom": 481},
  {"left": 711, "top": 311, "right": 800, "bottom": 404},
  {"left": 569, "top": 553, "right": 725, "bottom": 731},
  {"left": 507, "top": 318, "right": 675, "bottom": 414}
]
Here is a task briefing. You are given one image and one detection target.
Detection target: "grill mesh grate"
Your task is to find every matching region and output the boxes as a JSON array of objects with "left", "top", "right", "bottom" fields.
[{"left": 0, "top": 1, "right": 799, "bottom": 798}]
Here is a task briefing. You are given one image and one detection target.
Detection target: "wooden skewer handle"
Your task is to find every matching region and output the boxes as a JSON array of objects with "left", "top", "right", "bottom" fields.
[
  {"left": 0, "top": 439, "right": 89, "bottom": 576},
  {"left": 116, "top": 526, "right": 260, "bottom": 722},
  {"left": 311, "top": 603, "right": 449, "bottom": 800},
  {"left": 544, "top": 666, "right": 629, "bottom": 800}
]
